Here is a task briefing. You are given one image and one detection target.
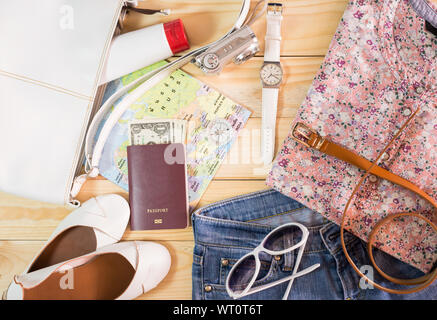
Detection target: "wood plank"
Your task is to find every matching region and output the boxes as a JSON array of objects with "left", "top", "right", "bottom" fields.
[
  {"left": 0, "top": 180, "right": 269, "bottom": 241},
  {"left": 179, "top": 57, "right": 322, "bottom": 118},
  {"left": 76, "top": 178, "right": 269, "bottom": 210},
  {"left": 122, "top": 0, "right": 347, "bottom": 56},
  {"left": 0, "top": 240, "right": 193, "bottom": 300}
]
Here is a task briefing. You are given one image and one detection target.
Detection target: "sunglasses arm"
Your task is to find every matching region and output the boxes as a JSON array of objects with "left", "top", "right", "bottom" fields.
[
  {"left": 281, "top": 243, "right": 306, "bottom": 300},
  {"left": 241, "top": 263, "right": 320, "bottom": 298}
]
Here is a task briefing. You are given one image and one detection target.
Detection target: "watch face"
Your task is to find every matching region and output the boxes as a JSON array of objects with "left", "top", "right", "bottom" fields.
[{"left": 260, "top": 63, "right": 283, "bottom": 86}]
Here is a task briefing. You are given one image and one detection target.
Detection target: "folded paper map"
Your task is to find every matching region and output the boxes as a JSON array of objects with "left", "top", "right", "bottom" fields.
[{"left": 98, "top": 61, "right": 251, "bottom": 211}]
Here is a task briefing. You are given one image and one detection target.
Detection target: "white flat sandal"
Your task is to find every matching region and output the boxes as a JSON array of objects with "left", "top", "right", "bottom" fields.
[
  {"left": 24, "top": 194, "right": 130, "bottom": 273},
  {"left": 4, "top": 241, "right": 171, "bottom": 300}
]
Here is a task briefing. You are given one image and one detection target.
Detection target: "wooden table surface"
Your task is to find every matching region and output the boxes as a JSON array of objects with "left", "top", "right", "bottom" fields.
[{"left": 0, "top": 0, "right": 348, "bottom": 299}]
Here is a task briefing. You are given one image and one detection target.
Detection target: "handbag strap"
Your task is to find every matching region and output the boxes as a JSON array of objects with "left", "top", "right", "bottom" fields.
[
  {"left": 69, "top": 0, "right": 255, "bottom": 203},
  {"left": 292, "top": 106, "right": 436, "bottom": 294}
]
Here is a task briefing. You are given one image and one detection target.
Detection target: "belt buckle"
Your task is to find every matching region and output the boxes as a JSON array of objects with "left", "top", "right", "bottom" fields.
[{"left": 291, "top": 122, "right": 320, "bottom": 148}]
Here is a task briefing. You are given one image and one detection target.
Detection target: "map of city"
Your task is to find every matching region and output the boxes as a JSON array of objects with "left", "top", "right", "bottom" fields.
[{"left": 98, "top": 61, "right": 251, "bottom": 211}]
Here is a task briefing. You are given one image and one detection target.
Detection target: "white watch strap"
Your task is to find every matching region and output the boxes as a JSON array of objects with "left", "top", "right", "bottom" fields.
[
  {"left": 264, "top": 6, "right": 282, "bottom": 62},
  {"left": 261, "top": 4, "right": 282, "bottom": 165},
  {"left": 261, "top": 87, "right": 279, "bottom": 164}
]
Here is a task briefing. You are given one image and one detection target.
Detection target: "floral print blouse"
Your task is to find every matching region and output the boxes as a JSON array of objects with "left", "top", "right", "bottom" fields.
[{"left": 267, "top": 0, "right": 437, "bottom": 272}]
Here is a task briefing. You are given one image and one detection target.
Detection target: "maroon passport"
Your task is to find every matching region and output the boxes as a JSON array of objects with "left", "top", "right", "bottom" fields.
[{"left": 127, "top": 143, "right": 189, "bottom": 230}]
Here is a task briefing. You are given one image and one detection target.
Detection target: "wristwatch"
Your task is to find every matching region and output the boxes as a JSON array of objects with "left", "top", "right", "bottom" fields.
[{"left": 260, "top": 2, "right": 283, "bottom": 165}]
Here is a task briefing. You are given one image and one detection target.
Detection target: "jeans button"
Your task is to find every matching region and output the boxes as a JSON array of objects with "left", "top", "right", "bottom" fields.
[
  {"left": 274, "top": 255, "right": 281, "bottom": 261},
  {"left": 221, "top": 259, "right": 229, "bottom": 266},
  {"left": 204, "top": 285, "right": 212, "bottom": 292}
]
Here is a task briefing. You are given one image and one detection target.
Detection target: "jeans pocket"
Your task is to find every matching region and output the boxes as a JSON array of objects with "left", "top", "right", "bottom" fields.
[{"left": 219, "top": 255, "right": 276, "bottom": 286}]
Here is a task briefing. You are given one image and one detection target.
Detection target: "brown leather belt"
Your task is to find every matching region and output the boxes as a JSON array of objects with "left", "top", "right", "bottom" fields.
[
  {"left": 291, "top": 119, "right": 437, "bottom": 294},
  {"left": 292, "top": 122, "right": 437, "bottom": 207}
]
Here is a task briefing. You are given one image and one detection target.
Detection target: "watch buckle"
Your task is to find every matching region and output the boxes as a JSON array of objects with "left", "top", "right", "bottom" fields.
[{"left": 267, "top": 3, "right": 283, "bottom": 14}]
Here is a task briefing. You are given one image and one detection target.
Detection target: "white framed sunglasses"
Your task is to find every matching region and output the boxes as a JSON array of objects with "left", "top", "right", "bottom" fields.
[{"left": 225, "top": 222, "right": 320, "bottom": 300}]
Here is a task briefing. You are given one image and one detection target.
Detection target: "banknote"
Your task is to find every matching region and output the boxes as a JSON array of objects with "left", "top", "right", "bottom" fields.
[{"left": 129, "top": 119, "right": 186, "bottom": 146}]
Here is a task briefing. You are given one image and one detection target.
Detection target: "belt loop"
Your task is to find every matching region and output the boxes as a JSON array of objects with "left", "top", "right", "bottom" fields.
[{"left": 282, "top": 233, "right": 295, "bottom": 271}]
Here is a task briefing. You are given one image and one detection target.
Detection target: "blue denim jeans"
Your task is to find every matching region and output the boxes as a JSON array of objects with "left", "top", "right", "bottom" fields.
[{"left": 192, "top": 189, "right": 436, "bottom": 300}]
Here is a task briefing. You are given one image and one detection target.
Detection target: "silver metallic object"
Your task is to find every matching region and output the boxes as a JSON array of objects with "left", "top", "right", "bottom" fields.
[{"left": 194, "top": 25, "right": 260, "bottom": 74}]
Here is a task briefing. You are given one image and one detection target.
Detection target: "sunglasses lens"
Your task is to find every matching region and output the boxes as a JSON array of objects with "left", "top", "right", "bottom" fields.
[
  {"left": 228, "top": 255, "right": 256, "bottom": 294},
  {"left": 264, "top": 224, "right": 303, "bottom": 251}
]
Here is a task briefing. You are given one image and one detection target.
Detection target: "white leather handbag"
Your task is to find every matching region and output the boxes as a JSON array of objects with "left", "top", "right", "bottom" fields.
[
  {"left": 0, "top": 0, "right": 253, "bottom": 207},
  {"left": 0, "top": 0, "right": 132, "bottom": 205}
]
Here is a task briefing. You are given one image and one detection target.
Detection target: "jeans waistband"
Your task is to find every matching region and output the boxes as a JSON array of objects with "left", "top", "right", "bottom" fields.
[{"left": 192, "top": 189, "right": 359, "bottom": 254}]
